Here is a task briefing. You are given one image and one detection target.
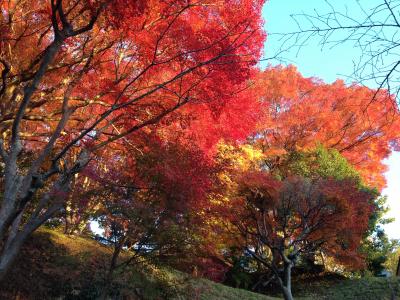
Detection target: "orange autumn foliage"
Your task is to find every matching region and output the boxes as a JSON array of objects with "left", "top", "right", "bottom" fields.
[{"left": 252, "top": 66, "right": 400, "bottom": 190}]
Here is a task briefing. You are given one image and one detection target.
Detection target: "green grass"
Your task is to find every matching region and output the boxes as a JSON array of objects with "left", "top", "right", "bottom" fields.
[
  {"left": 311, "top": 277, "right": 399, "bottom": 300},
  {"left": 189, "top": 278, "right": 278, "bottom": 300},
  {"left": 292, "top": 275, "right": 400, "bottom": 300},
  {"left": 1, "top": 228, "right": 398, "bottom": 299}
]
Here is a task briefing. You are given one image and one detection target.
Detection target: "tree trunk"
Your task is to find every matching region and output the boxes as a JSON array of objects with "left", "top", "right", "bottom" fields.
[
  {"left": 280, "top": 261, "right": 294, "bottom": 300},
  {"left": 282, "top": 286, "right": 294, "bottom": 300},
  {"left": 0, "top": 230, "right": 28, "bottom": 282},
  {"left": 0, "top": 202, "right": 63, "bottom": 282},
  {"left": 98, "top": 235, "right": 127, "bottom": 300},
  {"left": 98, "top": 270, "right": 114, "bottom": 300}
]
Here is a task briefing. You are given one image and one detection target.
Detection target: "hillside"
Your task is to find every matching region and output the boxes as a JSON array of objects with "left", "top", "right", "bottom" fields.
[
  {"left": 1, "top": 228, "right": 399, "bottom": 300},
  {"left": 295, "top": 276, "right": 400, "bottom": 300},
  {"left": 0, "top": 229, "right": 276, "bottom": 300}
]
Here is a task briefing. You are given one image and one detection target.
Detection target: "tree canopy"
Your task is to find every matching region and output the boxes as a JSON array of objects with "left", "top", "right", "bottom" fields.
[{"left": 0, "top": 2, "right": 399, "bottom": 299}]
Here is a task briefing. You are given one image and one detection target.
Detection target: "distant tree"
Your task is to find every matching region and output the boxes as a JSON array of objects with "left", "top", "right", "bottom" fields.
[
  {"left": 231, "top": 174, "right": 374, "bottom": 300},
  {"left": 361, "top": 196, "right": 399, "bottom": 276},
  {"left": 386, "top": 243, "right": 400, "bottom": 275},
  {"left": 248, "top": 66, "right": 400, "bottom": 278},
  {"left": 251, "top": 66, "right": 400, "bottom": 190}
]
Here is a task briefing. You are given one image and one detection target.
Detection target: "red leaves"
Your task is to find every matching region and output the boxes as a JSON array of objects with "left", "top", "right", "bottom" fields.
[
  {"left": 0, "top": 0, "right": 266, "bottom": 163},
  {"left": 138, "top": 140, "right": 215, "bottom": 211},
  {"left": 236, "top": 171, "right": 282, "bottom": 210},
  {"left": 229, "top": 173, "right": 375, "bottom": 270}
]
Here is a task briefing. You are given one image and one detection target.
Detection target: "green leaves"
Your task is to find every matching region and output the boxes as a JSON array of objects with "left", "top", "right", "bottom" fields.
[{"left": 287, "top": 145, "right": 361, "bottom": 182}]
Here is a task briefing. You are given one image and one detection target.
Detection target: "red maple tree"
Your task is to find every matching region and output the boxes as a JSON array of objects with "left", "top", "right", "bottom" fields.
[{"left": 0, "top": 0, "right": 266, "bottom": 280}]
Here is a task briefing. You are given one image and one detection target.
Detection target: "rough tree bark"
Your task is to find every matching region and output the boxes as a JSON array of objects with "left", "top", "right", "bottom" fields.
[{"left": 280, "top": 260, "right": 294, "bottom": 300}]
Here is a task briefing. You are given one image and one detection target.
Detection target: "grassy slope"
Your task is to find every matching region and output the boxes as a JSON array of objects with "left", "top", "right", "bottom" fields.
[
  {"left": 1, "top": 228, "right": 276, "bottom": 300},
  {"left": 299, "top": 276, "right": 400, "bottom": 300},
  {"left": 1, "top": 228, "right": 399, "bottom": 299}
]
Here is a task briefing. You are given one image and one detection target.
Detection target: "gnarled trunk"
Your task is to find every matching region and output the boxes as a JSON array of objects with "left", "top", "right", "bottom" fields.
[
  {"left": 281, "top": 261, "right": 294, "bottom": 300},
  {"left": 0, "top": 224, "right": 34, "bottom": 282},
  {"left": 0, "top": 236, "right": 24, "bottom": 281},
  {"left": 282, "top": 286, "right": 294, "bottom": 300}
]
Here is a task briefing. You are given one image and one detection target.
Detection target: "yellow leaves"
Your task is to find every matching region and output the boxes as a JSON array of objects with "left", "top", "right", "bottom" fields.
[
  {"left": 233, "top": 144, "right": 264, "bottom": 171},
  {"left": 214, "top": 142, "right": 269, "bottom": 208},
  {"left": 241, "top": 144, "right": 264, "bottom": 162},
  {"left": 209, "top": 194, "right": 230, "bottom": 206},
  {"left": 216, "top": 141, "right": 264, "bottom": 172},
  {"left": 217, "top": 172, "right": 235, "bottom": 188}
]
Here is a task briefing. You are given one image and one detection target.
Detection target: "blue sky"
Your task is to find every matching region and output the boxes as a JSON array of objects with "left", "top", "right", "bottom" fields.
[{"left": 262, "top": 0, "right": 400, "bottom": 239}]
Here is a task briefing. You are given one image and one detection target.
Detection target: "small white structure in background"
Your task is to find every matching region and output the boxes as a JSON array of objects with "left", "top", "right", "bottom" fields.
[{"left": 377, "top": 269, "right": 392, "bottom": 278}]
